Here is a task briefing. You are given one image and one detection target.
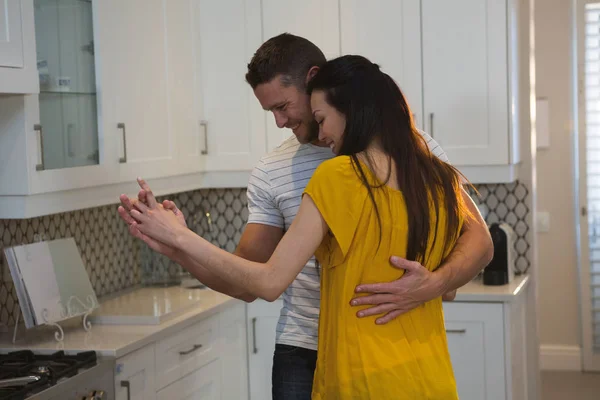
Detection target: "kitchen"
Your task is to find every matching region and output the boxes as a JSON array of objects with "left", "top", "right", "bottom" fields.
[{"left": 0, "top": 0, "right": 596, "bottom": 399}]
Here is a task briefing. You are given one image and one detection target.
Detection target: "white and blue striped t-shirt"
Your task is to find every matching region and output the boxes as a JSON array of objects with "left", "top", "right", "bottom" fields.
[{"left": 246, "top": 132, "right": 449, "bottom": 351}]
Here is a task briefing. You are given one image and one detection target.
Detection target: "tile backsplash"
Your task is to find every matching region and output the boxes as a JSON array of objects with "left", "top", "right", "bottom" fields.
[{"left": 0, "top": 182, "right": 529, "bottom": 327}]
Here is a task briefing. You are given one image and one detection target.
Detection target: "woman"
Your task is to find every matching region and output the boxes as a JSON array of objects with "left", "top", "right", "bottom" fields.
[{"left": 127, "top": 55, "right": 471, "bottom": 399}]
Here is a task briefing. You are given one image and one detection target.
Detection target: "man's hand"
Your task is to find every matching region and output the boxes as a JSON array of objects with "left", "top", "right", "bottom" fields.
[
  {"left": 117, "top": 178, "right": 187, "bottom": 258},
  {"left": 350, "top": 256, "right": 450, "bottom": 325}
]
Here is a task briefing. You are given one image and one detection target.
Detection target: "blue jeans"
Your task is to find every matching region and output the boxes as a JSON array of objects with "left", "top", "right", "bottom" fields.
[{"left": 272, "top": 344, "right": 318, "bottom": 400}]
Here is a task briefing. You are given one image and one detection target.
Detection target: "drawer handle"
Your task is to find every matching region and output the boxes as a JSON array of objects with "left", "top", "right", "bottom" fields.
[
  {"left": 120, "top": 381, "right": 131, "bottom": 400},
  {"left": 118, "top": 122, "right": 127, "bottom": 163},
  {"left": 446, "top": 329, "right": 467, "bottom": 334},
  {"left": 252, "top": 317, "right": 257, "bottom": 354},
  {"left": 429, "top": 112, "right": 435, "bottom": 138},
  {"left": 34, "top": 124, "right": 45, "bottom": 171},
  {"left": 179, "top": 344, "right": 203, "bottom": 356},
  {"left": 200, "top": 120, "right": 208, "bottom": 155}
]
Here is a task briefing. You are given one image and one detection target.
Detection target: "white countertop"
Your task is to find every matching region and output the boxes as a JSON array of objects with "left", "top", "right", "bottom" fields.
[
  {"left": 0, "top": 288, "right": 238, "bottom": 358},
  {"left": 0, "top": 275, "right": 530, "bottom": 358},
  {"left": 452, "top": 274, "right": 530, "bottom": 303},
  {"left": 90, "top": 286, "right": 210, "bottom": 325}
]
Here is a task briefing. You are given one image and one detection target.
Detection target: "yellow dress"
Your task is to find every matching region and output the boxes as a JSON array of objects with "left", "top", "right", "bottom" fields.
[{"left": 304, "top": 156, "right": 462, "bottom": 400}]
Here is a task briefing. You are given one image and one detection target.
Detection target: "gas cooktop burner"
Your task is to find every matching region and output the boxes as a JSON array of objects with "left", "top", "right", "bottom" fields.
[{"left": 0, "top": 350, "right": 97, "bottom": 400}]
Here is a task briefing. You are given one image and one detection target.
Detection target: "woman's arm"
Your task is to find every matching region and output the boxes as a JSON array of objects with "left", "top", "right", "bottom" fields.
[{"left": 130, "top": 194, "right": 328, "bottom": 302}]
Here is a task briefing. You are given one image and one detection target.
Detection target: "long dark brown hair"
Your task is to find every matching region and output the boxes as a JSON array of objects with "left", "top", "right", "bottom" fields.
[{"left": 307, "top": 55, "right": 471, "bottom": 263}]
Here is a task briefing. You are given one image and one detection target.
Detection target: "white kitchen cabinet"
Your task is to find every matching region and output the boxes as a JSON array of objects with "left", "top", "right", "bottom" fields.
[
  {"left": 111, "top": 301, "right": 247, "bottom": 400},
  {"left": 186, "top": 0, "right": 266, "bottom": 173},
  {"left": 443, "top": 279, "right": 531, "bottom": 400},
  {"left": 444, "top": 303, "right": 506, "bottom": 400},
  {"left": 247, "top": 299, "right": 283, "bottom": 400},
  {"left": 0, "top": 0, "right": 268, "bottom": 218},
  {"left": 247, "top": 285, "right": 531, "bottom": 400},
  {"left": 421, "top": 0, "right": 512, "bottom": 166},
  {"left": 156, "top": 361, "right": 221, "bottom": 400},
  {"left": 0, "top": 0, "right": 38, "bottom": 93},
  {"left": 94, "top": 0, "right": 180, "bottom": 183},
  {"left": 220, "top": 301, "right": 250, "bottom": 400},
  {"left": 0, "top": 0, "right": 24, "bottom": 67},
  {"left": 154, "top": 314, "right": 220, "bottom": 390},
  {"left": 114, "top": 344, "right": 157, "bottom": 400},
  {"left": 261, "top": 0, "right": 341, "bottom": 151},
  {"left": 338, "top": 0, "right": 523, "bottom": 183},
  {"left": 339, "top": 0, "right": 423, "bottom": 128}
]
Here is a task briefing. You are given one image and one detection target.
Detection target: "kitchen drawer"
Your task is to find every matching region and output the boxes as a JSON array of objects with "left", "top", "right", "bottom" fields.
[
  {"left": 443, "top": 302, "right": 506, "bottom": 400},
  {"left": 155, "top": 315, "right": 220, "bottom": 390},
  {"left": 156, "top": 359, "right": 221, "bottom": 400}
]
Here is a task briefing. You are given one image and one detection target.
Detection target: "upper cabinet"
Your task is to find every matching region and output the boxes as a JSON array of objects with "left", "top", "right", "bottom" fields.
[
  {"left": 339, "top": 0, "right": 423, "bottom": 129},
  {"left": 0, "top": 0, "right": 25, "bottom": 67},
  {"left": 262, "top": 0, "right": 341, "bottom": 151},
  {"left": 95, "top": 0, "right": 180, "bottom": 183},
  {"left": 0, "top": 0, "right": 527, "bottom": 218},
  {"left": 0, "top": 0, "right": 266, "bottom": 218},
  {"left": 340, "top": 0, "right": 523, "bottom": 183},
  {"left": 189, "top": 0, "right": 266, "bottom": 173},
  {"left": 0, "top": 0, "right": 38, "bottom": 93},
  {"left": 420, "top": 0, "right": 515, "bottom": 168}
]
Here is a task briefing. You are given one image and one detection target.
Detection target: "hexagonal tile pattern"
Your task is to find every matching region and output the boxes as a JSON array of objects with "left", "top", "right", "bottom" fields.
[
  {"left": 473, "top": 181, "right": 531, "bottom": 274},
  {"left": 0, "top": 203, "right": 141, "bottom": 326},
  {"left": 141, "top": 188, "right": 250, "bottom": 284},
  {"left": 0, "top": 182, "right": 530, "bottom": 326}
]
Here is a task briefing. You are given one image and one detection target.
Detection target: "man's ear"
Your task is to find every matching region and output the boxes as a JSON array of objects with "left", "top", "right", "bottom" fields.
[{"left": 305, "top": 66, "right": 320, "bottom": 85}]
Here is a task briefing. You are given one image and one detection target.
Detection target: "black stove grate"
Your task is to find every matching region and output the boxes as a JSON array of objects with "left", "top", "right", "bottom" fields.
[{"left": 0, "top": 351, "right": 97, "bottom": 400}]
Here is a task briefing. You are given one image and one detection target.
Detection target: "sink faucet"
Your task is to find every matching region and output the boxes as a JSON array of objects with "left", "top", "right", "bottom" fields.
[{"left": 193, "top": 210, "right": 213, "bottom": 233}]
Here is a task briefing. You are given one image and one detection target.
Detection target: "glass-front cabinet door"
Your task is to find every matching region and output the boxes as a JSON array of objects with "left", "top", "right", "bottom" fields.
[{"left": 34, "top": 0, "right": 99, "bottom": 170}]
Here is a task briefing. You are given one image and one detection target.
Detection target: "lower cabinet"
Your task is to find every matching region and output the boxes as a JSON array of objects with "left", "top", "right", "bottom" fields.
[
  {"left": 247, "top": 296, "right": 530, "bottom": 400},
  {"left": 443, "top": 302, "right": 507, "bottom": 400},
  {"left": 443, "top": 296, "right": 530, "bottom": 400},
  {"left": 114, "top": 302, "right": 247, "bottom": 400},
  {"left": 246, "top": 299, "right": 283, "bottom": 400},
  {"left": 156, "top": 361, "right": 221, "bottom": 400},
  {"left": 114, "top": 344, "right": 156, "bottom": 400}
]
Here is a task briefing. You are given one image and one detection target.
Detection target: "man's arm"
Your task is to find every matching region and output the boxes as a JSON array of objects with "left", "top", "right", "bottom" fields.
[{"left": 350, "top": 188, "right": 493, "bottom": 324}]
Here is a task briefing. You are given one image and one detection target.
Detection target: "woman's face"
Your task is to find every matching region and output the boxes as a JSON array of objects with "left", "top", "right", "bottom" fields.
[{"left": 310, "top": 90, "right": 346, "bottom": 154}]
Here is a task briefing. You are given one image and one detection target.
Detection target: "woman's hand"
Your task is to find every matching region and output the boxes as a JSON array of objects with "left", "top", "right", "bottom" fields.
[{"left": 128, "top": 194, "right": 189, "bottom": 249}]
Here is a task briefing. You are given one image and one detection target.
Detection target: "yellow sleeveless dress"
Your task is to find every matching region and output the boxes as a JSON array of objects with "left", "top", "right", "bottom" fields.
[{"left": 303, "top": 156, "right": 462, "bottom": 400}]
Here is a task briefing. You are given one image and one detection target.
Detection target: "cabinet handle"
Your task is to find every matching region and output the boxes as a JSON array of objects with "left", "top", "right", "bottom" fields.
[
  {"left": 429, "top": 112, "right": 435, "bottom": 138},
  {"left": 446, "top": 329, "right": 467, "bottom": 334},
  {"left": 118, "top": 123, "right": 127, "bottom": 163},
  {"left": 120, "top": 381, "right": 131, "bottom": 400},
  {"left": 179, "top": 344, "right": 203, "bottom": 356},
  {"left": 200, "top": 120, "right": 208, "bottom": 155},
  {"left": 67, "top": 123, "right": 75, "bottom": 157},
  {"left": 34, "top": 124, "right": 45, "bottom": 171},
  {"left": 252, "top": 317, "right": 258, "bottom": 354}
]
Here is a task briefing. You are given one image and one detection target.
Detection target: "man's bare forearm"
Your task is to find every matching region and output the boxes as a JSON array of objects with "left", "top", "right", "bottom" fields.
[{"left": 432, "top": 190, "right": 494, "bottom": 296}]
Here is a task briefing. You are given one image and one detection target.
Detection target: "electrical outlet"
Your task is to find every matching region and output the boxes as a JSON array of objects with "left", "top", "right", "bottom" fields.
[{"left": 537, "top": 211, "right": 550, "bottom": 233}]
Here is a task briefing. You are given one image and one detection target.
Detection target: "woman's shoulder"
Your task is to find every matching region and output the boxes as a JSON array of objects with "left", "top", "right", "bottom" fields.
[{"left": 313, "top": 156, "right": 356, "bottom": 180}]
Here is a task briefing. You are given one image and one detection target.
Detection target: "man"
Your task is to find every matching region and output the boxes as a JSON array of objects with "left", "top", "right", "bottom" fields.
[{"left": 119, "top": 33, "right": 493, "bottom": 399}]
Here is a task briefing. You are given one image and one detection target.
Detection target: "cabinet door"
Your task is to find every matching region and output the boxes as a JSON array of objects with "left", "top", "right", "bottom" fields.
[
  {"left": 247, "top": 299, "right": 283, "bottom": 400},
  {"left": 443, "top": 302, "right": 506, "bottom": 400},
  {"left": 340, "top": 0, "right": 423, "bottom": 128},
  {"left": 187, "top": 0, "right": 266, "bottom": 172},
  {"left": 156, "top": 360, "right": 221, "bottom": 400},
  {"left": 220, "top": 304, "right": 249, "bottom": 400},
  {"left": 115, "top": 345, "right": 156, "bottom": 400},
  {"left": 0, "top": 0, "right": 24, "bottom": 67},
  {"left": 95, "top": 0, "right": 178, "bottom": 182},
  {"left": 421, "top": 0, "right": 509, "bottom": 165},
  {"left": 261, "top": 0, "right": 340, "bottom": 151}
]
